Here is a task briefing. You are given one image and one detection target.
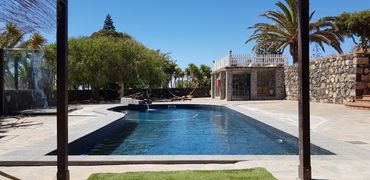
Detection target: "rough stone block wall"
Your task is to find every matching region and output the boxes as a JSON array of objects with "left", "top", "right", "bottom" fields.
[
  {"left": 275, "top": 68, "right": 286, "bottom": 99},
  {"left": 284, "top": 54, "right": 369, "bottom": 104},
  {"left": 221, "top": 72, "right": 226, "bottom": 99},
  {"left": 355, "top": 56, "right": 370, "bottom": 96}
]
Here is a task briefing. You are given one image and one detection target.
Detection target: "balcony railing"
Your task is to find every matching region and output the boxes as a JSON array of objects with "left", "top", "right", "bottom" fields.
[{"left": 212, "top": 54, "right": 289, "bottom": 71}]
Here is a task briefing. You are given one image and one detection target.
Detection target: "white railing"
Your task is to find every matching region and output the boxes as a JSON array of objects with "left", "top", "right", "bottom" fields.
[{"left": 212, "top": 54, "right": 288, "bottom": 71}]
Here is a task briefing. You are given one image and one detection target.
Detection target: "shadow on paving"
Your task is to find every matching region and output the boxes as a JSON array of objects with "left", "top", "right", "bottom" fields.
[
  {"left": 0, "top": 171, "right": 21, "bottom": 180},
  {"left": 0, "top": 116, "right": 44, "bottom": 140}
]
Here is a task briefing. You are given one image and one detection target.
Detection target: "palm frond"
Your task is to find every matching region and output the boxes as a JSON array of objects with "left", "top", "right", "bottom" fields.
[{"left": 246, "top": 0, "right": 344, "bottom": 62}]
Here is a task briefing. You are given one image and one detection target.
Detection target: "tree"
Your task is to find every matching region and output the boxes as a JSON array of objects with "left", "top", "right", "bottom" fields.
[
  {"left": 173, "top": 67, "right": 183, "bottom": 88},
  {"left": 163, "top": 59, "right": 177, "bottom": 88},
  {"left": 199, "top": 64, "right": 212, "bottom": 87},
  {"left": 25, "top": 33, "right": 46, "bottom": 49},
  {"left": 0, "top": 23, "right": 46, "bottom": 49},
  {"left": 185, "top": 63, "right": 200, "bottom": 88},
  {"left": 0, "top": 24, "right": 23, "bottom": 48},
  {"left": 91, "top": 14, "right": 132, "bottom": 40},
  {"left": 246, "top": 0, "right": 343, "bottom": 63},
  {"left": 44, "top": 36, "right": 173, "bottom": 92},
  {"left": 255, "top": 42, "right": 283, "bottom": 55},
  {"left": 44, "top": 14, "right": 177, "bottom": 95},
  {"left": 333, "top": 10, "right": 370, "bottom": 52},
  {"left": 91, "top": 29, "right": 132, "bottom": 40},
  {"left": 183, "top": 64, "right": 211, "bottom": 88},
  {"left": 103, "top": 14, "right": 116, "bottom": 31},
  {"left": 176, "top": 70, "right": 186, "bottom": 88}
]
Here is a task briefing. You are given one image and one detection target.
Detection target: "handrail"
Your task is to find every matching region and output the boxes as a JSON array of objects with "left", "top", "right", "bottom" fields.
[{"left": 212, "top": 54, "right": 289, "bottom": 71}]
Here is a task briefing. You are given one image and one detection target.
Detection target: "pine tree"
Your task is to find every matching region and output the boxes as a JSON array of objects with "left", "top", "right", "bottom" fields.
[{"left": 103, "top": 14, "right": 116, "bottom": 31}]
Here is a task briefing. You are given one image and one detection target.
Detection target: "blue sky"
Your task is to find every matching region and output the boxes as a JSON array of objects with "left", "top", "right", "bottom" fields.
[{"left": 45, "top": 0, "right": 367, "bottom": 68}]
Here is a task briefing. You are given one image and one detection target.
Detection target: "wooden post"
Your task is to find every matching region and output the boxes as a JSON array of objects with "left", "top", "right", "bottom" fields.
[
  {"left": 56, "top": 0, "right": 69, "bottom": 179},
  {"left": 14, "top": 57, "right": 19, "bottom": 90},
  {"left": 0, "top": 49, "right": 4, "bottom": 115},
  {"left": 298, "top": 0, "right": 311, "bottom": 179}
]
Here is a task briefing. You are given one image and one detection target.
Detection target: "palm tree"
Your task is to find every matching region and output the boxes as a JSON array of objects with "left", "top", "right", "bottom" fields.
[
  {"left": 0, "top": 24, "right": 24, "bottom": 48},
  {"left": 24, "top": 33, "right": 46, "bottom": 49},
  {"left": 199, "top": 64, "right": 212, "bottom": 87},
  {"left": 185, "top": 63, "right": 200, "bottom": 88},
  {"left": 163, "top": 59, "right": 177, "bottom": 88},
  {"left": 0, "top": 23, "right": 46, "bottom": 49},
  {"left": 246, "top": 0, "right": 343, "bottom": 64},
  {"left": 173, "top": 67, "right": 183, "bottom": 88}
]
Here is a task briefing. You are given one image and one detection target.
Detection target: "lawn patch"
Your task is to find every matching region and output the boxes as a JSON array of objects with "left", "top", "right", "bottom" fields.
[{"left": 88, "top": 168, "right": 276, "bottom": 180}]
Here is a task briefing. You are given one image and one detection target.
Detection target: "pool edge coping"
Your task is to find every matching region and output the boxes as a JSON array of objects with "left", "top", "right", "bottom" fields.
[{"left": 1, "top": 102, "right": 370, "bottom": 166}]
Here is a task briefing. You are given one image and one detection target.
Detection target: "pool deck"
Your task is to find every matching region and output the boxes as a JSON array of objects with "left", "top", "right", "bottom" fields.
[{"left": 1, "top": 99, "right": 370, "bottom": 179}]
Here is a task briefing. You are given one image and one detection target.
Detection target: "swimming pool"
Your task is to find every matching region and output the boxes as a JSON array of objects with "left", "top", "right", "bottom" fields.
[{"left": 71, "top": 105, "right": 332, "bottom": 155}]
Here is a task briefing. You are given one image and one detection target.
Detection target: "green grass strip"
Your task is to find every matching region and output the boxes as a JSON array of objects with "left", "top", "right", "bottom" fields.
[{"left": 88, "top": 168, "right": 276, "bottom": 180}]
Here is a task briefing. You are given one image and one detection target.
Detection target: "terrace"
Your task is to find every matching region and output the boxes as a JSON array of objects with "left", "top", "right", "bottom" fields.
[
  {"left": 1, "top": 0, "right": 369, "bottom": 180},
  {"left": 212, "top": 53, "right": 289, "bottom": 72}
]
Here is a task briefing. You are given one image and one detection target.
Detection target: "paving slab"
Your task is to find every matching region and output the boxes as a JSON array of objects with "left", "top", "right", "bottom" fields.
[{"left": 1, "top": 99, "right": 370, "bottom": 179}]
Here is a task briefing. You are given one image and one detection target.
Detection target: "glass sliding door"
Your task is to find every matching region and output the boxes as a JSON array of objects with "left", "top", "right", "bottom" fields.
[{"left": 232, "top": 73, "right": 250, "bottom": 100}]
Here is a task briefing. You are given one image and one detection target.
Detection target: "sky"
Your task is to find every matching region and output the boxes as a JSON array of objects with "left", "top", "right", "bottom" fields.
[{"left": 45, "top": 0, "right": 368, "bottom": 68}]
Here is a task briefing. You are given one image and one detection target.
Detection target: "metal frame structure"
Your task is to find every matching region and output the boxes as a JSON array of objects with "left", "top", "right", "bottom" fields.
[{"left": 53, "top": 0, "right": 311, "bottom": 179}]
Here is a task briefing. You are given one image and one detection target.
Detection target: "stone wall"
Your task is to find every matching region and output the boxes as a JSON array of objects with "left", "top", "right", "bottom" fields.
[
  {"left": 285, "top": 54, "right": 369, "bottom": 104},
  {"left": 355, "top": 55, "right": 370, "bottom": 96}
]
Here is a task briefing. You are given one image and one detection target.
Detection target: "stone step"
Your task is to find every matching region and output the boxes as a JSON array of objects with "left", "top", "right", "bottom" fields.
[
  {"left": 345, "top": 102, "right": 370, "bottom": 109},
  {"left": 356, "top": 99, "right": 370, "bottom": 103},
  {"left": 362, "top": 95, "right": 370, "bottom": 100}
]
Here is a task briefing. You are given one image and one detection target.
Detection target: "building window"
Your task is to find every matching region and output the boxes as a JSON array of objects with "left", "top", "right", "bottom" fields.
[{"left": 257, "top": 70, "right": 276, "bottom": 97}]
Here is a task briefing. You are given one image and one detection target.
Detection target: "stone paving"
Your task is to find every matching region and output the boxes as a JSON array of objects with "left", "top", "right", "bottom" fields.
[{"left": 0, "top": 98, "right": 370, "bottom": 179}]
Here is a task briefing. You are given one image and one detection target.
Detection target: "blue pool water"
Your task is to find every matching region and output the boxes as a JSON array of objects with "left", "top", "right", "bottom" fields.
[{"left": 86, "top": 105, "right": 332, "bottom": 155}]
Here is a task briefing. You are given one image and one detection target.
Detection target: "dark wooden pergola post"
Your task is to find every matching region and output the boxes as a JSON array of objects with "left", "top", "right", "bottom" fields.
[
  {"left": 56, "top": 0, "right": 69, "bottom": 179},
  {"left": 0, "top": 49, "right": 4, "bottom": 115},
  {"left": 14, "top": 57, "right": 19, "bottom": 90},
  {"left": 298, "top": 0, "right": 311, "bottom": 179}
]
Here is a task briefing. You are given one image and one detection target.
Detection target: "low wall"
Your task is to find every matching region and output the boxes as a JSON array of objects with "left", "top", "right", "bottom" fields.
[
  {"left": 2, "top": 88, "right": 210, "bottom": 114},
  {"left": 2, "top": 89, "right": 119, "bottom": 114},
  {"left": 285, "top": 54, "right": 370, "bottom": 104},
  {"left": 4, "top": 90, "right": 34, "bottom": 114},
  {"left": 68, "top": 89, "right": 120, "bottom": 103}
]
